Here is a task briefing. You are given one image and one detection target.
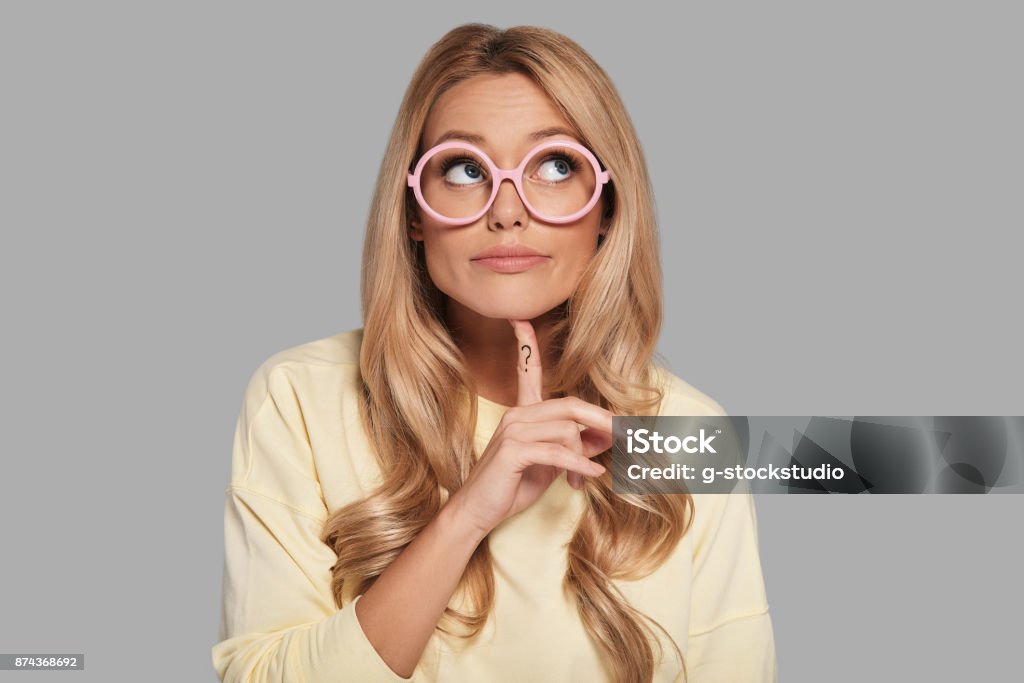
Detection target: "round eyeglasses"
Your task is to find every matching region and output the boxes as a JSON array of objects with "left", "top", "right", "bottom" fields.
[{"left": 407, "top": 140, "right": 612, "bottom": 226}]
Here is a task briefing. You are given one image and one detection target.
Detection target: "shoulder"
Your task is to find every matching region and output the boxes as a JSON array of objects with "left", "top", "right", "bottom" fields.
[
  {"left": 247, "top": 327, "right": 362, "bottom": 386},
  {"left": 651, "top": 364, "right": 728, "bottom": 417},
  {"left": 238, "top": 328, "right": 363, "bottom": 405},
  {"left": 227, "top": 328, "right": 366, "bottom": 509},
  {"left": 233, "top": 327, "right": 364, "bottom": 459}
]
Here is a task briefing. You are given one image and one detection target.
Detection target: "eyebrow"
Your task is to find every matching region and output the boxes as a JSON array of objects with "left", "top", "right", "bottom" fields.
[{"left": 432, "top": 126, "right": 580, "bottom": 147}]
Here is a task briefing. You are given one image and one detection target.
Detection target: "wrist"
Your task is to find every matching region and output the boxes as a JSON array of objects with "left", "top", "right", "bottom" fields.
[{"left": 437, "top": 494, "right": 489, "bottom": 548}]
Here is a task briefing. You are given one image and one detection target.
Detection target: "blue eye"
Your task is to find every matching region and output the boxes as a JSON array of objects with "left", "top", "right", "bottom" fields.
[
  {"left": 536, "top": 156, "right": 576, "bottom": 183},
  {"left": 441, "top": 158, "right": 487, "bottom": 186}
]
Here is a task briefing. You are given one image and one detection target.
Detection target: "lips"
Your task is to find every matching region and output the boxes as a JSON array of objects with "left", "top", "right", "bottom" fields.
[
  {"left": 470, "top": 243, "right": 546, "bottom": 260},
  {"left": 470, "top": 243, "right": 550, "bottom": 274}
]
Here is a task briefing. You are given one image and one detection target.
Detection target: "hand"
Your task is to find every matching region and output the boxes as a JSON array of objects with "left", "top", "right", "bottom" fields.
[{"left": 446, "top": 319, "right": 613, "bottom": 539}]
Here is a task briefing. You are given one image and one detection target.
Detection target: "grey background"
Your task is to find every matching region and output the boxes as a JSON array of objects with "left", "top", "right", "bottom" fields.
[{"left": 1, "top": 1, "right": 1020, "bottom": 681}]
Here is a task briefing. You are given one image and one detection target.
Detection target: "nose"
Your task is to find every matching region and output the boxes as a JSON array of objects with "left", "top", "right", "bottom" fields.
[{"left": 487, "top": 178, "right": 527, "bottom": 231}]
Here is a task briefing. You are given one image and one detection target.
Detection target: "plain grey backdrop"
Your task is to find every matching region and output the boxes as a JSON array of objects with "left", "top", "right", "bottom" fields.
[{"left": 1, "top": 1, "right": 1021, "bottom": 681}]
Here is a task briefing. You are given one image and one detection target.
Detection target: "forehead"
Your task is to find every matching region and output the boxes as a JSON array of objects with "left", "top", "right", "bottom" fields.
[{"left": 421, "top": 72, "right": 577, "bottom": 154}]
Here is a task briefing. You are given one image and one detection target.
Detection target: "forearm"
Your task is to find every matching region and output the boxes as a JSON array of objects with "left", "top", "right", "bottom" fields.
[{"left": 355, "top": 498, "right": 486, "bottom": 678}]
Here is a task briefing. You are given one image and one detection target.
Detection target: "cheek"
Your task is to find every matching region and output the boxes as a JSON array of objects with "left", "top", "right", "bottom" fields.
[
  {"left": 559, "top": 224, "right": 604, "bottom": 269},
  {"left": 419, "top": 232, "right": 466, "bottom": 286},
  {"left": 559, "top": 248, "right": 598, "bottom": 285}
]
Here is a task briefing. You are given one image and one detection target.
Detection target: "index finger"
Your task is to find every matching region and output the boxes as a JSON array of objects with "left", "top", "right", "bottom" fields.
[{"left": 509, "top": 319, "right": 543, "bottom": 406}]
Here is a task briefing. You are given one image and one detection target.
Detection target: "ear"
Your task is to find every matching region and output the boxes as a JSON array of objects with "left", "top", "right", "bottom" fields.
[
  {"left": 409, "top": 217, "right": 424, "bottom": 242},
  {"left": 599, "top": 194, "right": 614, "bottom": 235}
]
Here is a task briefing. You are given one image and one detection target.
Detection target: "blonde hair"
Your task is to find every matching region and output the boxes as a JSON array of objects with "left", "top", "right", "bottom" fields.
[{"left": 320, "top": 23, "right": 693, "bottom": 683}]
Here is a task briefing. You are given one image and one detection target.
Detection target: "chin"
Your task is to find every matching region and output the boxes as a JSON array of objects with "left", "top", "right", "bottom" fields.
[{"left": 461, "top": 300, "right": 563, "bottom": 322}]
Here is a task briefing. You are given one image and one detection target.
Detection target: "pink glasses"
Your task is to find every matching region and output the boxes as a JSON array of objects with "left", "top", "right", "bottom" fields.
[{"left": 407, "top": 139, "right": 612, "bottom": 226}]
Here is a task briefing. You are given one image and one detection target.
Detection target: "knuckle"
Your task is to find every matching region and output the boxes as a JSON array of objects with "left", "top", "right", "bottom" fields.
[
  {"left": 562, "top": 396, "right": 587, "bottom": 413},
  {"left": 561, "top": 421, "right": 581, "bottom": 441},
  {"left": 501, "top": 420, "right": 523, "bottom": 438}
]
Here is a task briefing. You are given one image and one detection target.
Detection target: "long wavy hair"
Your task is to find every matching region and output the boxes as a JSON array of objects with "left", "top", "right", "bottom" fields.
[{"left": 320, "top": 23, "right": 694, "bottom": 683}]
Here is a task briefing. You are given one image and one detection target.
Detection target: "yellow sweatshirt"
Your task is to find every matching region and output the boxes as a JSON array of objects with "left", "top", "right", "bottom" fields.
[{"left": 212, "top": 329, "right": 777, "bottom": 682}]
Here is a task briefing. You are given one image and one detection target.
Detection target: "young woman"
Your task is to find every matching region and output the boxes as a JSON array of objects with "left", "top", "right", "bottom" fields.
[{"left": 213, "top": 23, "right": 777, "bottom": 683}]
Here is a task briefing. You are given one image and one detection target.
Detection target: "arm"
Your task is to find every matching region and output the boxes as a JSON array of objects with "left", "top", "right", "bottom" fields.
[
  {"left": 213, "top": 486, "right": 413, "bottom": 682},
  {"left": 352, "top": 498, "right": 485, "bottom": 678},
  {"left": 212, "top": 365, "right": 484, "bottom": 682},
  {"left": 654, "top": 369, "right": 778, "bottom": 681},
  {"left": 683, "top": 491, "right": 778, "bottom": 682}
]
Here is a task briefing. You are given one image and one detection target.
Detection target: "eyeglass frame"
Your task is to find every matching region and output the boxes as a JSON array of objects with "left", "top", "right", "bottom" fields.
[{"left": 406, "top": 139, "right": 612, "bottom": 226}]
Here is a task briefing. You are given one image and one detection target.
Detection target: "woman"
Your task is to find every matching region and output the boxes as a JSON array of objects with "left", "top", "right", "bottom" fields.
[{"left": 213, "top": 23, "right": 777, "bottom": 683}]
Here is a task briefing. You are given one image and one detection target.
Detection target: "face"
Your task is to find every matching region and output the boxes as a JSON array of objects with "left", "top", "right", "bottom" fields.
[{"left": 409, "top": 72, "right": 608, "bottom": 323}]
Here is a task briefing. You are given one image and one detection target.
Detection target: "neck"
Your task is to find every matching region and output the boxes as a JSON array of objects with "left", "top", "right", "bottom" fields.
[{"left": 445, "top": 299, "right": 563, "bottom": 406}]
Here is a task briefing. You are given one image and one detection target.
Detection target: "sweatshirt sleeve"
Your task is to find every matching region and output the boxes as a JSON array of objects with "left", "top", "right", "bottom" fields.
[
  {"left": 654, "top": 368, "right": 778, "bottom": 681},
  {"left": 683, "top": 491, "right": 778, "bottom": 682},
  {"left": 211, "top": 365, "right": 411, "bottom": 683}
]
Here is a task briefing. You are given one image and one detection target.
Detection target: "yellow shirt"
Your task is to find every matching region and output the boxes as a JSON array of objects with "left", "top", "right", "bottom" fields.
[{"left": 212, "top": 329, "right": 777, "bottom": 682}]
